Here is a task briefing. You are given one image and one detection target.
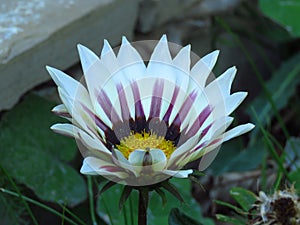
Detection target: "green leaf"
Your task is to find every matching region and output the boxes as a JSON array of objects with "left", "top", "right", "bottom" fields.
[
  {"left": 284, "top": 137, "right": 300, "bottom": 170},
  {"left": 0, "top": 94, "right": 86, "bottom": 206},
  {"left": 289, "top": 169, "right": 300, "bottom": 194},
  {"left": 168, "top": 208, "right": 203, "bottom": 225},
  {"left": 259, "top": 0, "right": 300, "bottom": 37},
  {"left": 214, "top": 200, "right": 244, "bottom": 214},
  {"left": 247, "top": 52, "right": 300, "bottom": 139},
  {"left": 209, "top": 139, "right": 265, "bottom": 175},
  {"left": 216, "top": 214, "right": 244, "bottom": 225},
  {"left": 230, "top": 187, "right": 257, "bottom": 211}
]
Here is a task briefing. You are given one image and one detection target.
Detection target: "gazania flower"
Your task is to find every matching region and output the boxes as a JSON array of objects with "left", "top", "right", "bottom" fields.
[
  {"left": 47, "top": 35, "right": 254, "bottom": 186},
  {"left": 249, "top": 187, "right": 300, "bottom": 224}
]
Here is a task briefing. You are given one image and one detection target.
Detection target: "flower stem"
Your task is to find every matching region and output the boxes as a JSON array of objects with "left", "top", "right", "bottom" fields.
[{"left": 138, "top": 188, "right": 149, "bottom": 225}]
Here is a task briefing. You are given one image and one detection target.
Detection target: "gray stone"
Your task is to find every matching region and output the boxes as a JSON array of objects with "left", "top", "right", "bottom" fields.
[
  {"left": 0, "top": 0, "right": 139, "bottom": 110},
  {"left": 137, "top": 0, "right": 201, "bottom": 33}
]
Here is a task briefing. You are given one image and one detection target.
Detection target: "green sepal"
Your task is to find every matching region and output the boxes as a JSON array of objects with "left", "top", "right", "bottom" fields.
[
  {"left": 119, "top": 186, "right": 133, "bottom": 211},
  {"left": 98, "top": 181, "right": 117, "bottom": 196},
  {"left": 188, "top": 175, "right": 205, "bottom": 191},
  {"left": 154, "top": 187, "right": 167, "bottom": 206},
  {"left": 161, "top": 181, "right": 184, "bottom": 203},
  {"left": 190, "top": 170, "right": 205, "bottom": 177}
]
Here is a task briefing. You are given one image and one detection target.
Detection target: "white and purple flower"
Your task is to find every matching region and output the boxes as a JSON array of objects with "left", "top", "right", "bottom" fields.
[{"left": 47, "top": 35, "right": 254, "bottom": 186}]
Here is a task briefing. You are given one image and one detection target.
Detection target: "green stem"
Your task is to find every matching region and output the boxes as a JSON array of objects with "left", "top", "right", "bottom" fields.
[
  {"left": 88, "top": 176, "right": 97, "bottom": 225},
  {"left": 138, "top": 189, "right": 148, "bottom": 225},
  {"left": 0, "top": 188, "right": 81, "bottom": 225},
  {"left": 0, "top": 165, "right": 38, "bottom": 225}
]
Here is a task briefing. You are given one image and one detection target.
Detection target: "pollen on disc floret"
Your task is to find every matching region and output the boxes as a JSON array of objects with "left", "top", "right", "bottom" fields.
[{"left": 116, "top": 131, "right": 176, "bottom": 159}]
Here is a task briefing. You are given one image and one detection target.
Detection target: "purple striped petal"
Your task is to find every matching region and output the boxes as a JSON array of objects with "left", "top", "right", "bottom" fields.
[
  {"left": 52, "top": 110, "right": 72, "bottom": 119},
  {"left": 201, "top": 123, "right": 212, "bottom": 139},
  {"left": 163, "top": 85, "right": 180, "bottom": 124},
  {"left": 81, "top": 103, "right": 119, "bottom": 145},
  {"left": 171, "top": 91, "right": 197, "bottom": 127},
  {"left": 131, "top": 81, "right": 145, "bottom": 119},
  {"left": 100, "top": 165, "right": 125, "bottom": 173},
  {"left": 96, "top": 89, "right": 121, "bottom": 124},
  {"left": 81, "top": 103, "right": 109, "bottom": 132},
  {"left": 149, "top": 79, "right": 164, "bottom": 119},
  {"left": 117, "top": 83, "right": 131, "bottom": 121},
  {"left": 185, "top": 105, "right": 212, "bottom": 138}
]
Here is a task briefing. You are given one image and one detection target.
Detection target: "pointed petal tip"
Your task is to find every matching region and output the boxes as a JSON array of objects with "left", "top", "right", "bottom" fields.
[
  {"left": 121, "top": 36, "right": 130, "bottom": 45},
  {"left": 45, "top": 65, "right": 55, "bottom": 77},
  {"left": 181, "top": 44, "right": 191, "bottom": 52},
  {"left": 77, "top": 44, "right": 92, "bottom": 55},
  {"left": 214, "top": 49, "right": 220, "bottom": 54},
  {"left": 101, "top": 39, "right": 114, "bottom": 57},
  {"left": 160, "top": 34, "right": 168, "bottom": 42},
  {"left": 228, "top": 65, "right": 237, "bottom": 72},
  {"left": 50, "top": 123, "right": 62, "bottom": 131},
  {"left": 103, "top": 39, "right": 111, "bottom": 48},
  {"left": 207, "top": 49, "right": 220, "bottom": 61},
  {"left": 45, "top": 65, "right": 56, "bottom": 73},
  {"left": 247, "top": 123, "right": 255, "bottom": 130},
  {"left": 46, "top": 66, "right": 60, "bottom": 81},
  {"left": 77, "top": 44, "right": 90, "bottom": 54},
  {"left": 77, "top": 43, "right": 83, "bottom": 50}
]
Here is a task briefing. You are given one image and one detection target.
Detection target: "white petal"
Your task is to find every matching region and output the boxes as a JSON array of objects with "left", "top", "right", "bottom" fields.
[
  {"left": 81, "top": 157, "right": 128, "bottom": 178},
  {"left": 101, "top": 39, "right": 115, "bottom": 58},
  {"left": 173, "top": 45, "right": 191, "bottom": 75},
  {"left": 214, "top": 66, "right": 237, "bottom": 96},
  {"left": 147, "top": 35, "right": 180, "bottom": 84},
  {"left": 134, "top": 78, "right": 156, "bottom": 120},
  {"left": 149, "top": 149, "right": 167, "bottom": 171},
  {"left": 80, "top": 158, "right": 98, "bottom": 175},
  {"left": 168, "top": 135, "right": 199, "bottom": 167},
  {"left": 199, "top": 116, "right": 233, "bottom": 144},
  {"left": 190, "top": 50, "right": 219, "bottom": 88},
  {"left": 57, "top": 87, "right": 103, "bottom": 135},
  {"left": 52, "top": 104, "right": 67, "bottom": 113},
  {"left": 128, "top": 149, "right": 145, "bottom": 166},
  {"left": 112, "top": 149, "right": 140, "bottom": 177},
  {"left": 113, "top": 149, "right": 129, "bottom": 164},
  {"left": 159, "top": 80, "right": 178, "bottom": 120},
  {"left": 116, "top": 37, "right": 146, "bottom": 85},
  {"left": 51, "top": 123, "right": 111, "bottom": 157},
  {"left": 46, "top": 66, "right": 87, "bottom": 98},
  {"left": 84, "top": 60, "right": 119, "bottom": 127},
  {"left": 52, "top": 104, "right": 71, "bottom": 119},
  {"left": 197, "top": 147, "right": 221, "bottom": 171},
  {"left": 223, "top": 123, "right": 255, "bottom": 142},
  {"left": 51, "top": 123, "right": 75, "bottom": 137},
  {"left": 224, "top": 92, "right": 248, "bottom": 115},
  {"left": 201, "top": 50, "right": 220, "bottom": 69},
  {"left": 100, "top": 39, "right": 119, "bottom": 74},
  {"left": 84, "top": 60, "right": 111, "bottom": 94},
  {"left": 162, "top": 169, "right": 193, "bottom": 178},
  {"left": 149, "top": 34, "right": 172, "bottom": 63},
  {"left": 77, "top": 44, "right": 99, "bottom": 74}
]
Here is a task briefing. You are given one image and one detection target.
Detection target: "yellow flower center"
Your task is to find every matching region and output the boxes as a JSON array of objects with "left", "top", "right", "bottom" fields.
[{"left": 116, "top": 131, "right": 176, "bottom": 159}]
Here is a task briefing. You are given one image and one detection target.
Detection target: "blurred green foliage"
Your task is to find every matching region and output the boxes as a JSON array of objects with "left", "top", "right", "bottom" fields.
[
  {"left": 259, "top": 0, "right": 300, "bottom": 37},
  {"left": 0, "top": 94, "right": 87, "bottom": 207}
]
